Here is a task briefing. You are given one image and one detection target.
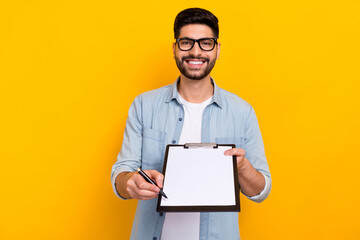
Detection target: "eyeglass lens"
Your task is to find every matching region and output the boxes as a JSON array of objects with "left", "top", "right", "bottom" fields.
[{"left": 178, "top": 38, "right": 215, "bottom": 51}]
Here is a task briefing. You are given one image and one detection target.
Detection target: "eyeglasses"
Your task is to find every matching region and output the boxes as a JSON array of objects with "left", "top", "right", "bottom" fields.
[{"left": 176, "top": 37, "right": 218, "bottom": 51}]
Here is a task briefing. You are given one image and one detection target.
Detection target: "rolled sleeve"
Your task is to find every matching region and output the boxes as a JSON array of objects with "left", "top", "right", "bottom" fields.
[
  {"left": 111, "top": 165, "right": 135, "bottom": 200},
  {"left": 246, "top": 173, "right": 271, "bottom": 203},
  {"left": 111, "top": 169, "right": 126, "bottom": 200}
]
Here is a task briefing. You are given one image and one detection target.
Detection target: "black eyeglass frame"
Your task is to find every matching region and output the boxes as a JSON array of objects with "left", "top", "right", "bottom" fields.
[{"left": 175, "top": 37, "right": 218, "bottom": 51}]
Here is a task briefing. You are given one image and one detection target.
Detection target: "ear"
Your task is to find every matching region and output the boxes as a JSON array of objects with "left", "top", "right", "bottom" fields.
[
  {"left": 216, "top": 42, "right": 221, "bottom": 60},
  {"left": 172, "top": 42, "right": 176, "bottom": 59}
]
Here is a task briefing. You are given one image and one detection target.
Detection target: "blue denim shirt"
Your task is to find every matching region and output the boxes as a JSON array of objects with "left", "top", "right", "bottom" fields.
[{"left": 111, "top": 79, "right": 271, "bottom": 240}]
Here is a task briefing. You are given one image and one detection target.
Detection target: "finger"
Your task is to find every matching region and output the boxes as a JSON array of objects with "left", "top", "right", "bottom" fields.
[
  {"left": 127, "top": 176, "right": 159, "bottom": 200},
  {"left": 133, "top": 178, "right": 160, "bottom": 200},
  {"left": 134, "top": 175, "right": 160, "bottom": 193},
  {"left": 145, "top": 170, "right": 164, "bottom": 189},
  {"left": 155, "top": 173, "right": 164, "bottom": 188},
  {"left": 129, "top": 187, "right": 159, "bottom": 200},
  {"left": 224, "top": 148, "right": 245, "bottom": 157},
  {"left": 136, "top": 189, "right": 159, "bottom": 200}
]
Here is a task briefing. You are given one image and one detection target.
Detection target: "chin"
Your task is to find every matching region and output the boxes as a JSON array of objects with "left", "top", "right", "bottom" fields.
[{"left": 183, "top": 71, "right": 207, "bottom": 80}]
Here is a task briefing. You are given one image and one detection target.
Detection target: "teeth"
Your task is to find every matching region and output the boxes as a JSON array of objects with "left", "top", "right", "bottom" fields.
[{"left": 188, "top": 61, "right": 203, "bottom": 65}]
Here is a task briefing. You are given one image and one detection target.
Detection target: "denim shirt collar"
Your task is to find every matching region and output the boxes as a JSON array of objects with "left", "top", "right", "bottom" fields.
[{"left": 165, "top": 77, "right": 223, "bottom": 109}]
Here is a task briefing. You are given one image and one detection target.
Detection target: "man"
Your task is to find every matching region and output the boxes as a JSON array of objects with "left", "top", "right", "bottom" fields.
[{"left": 111, "top": 8, "right": 271, "bottom": 240}]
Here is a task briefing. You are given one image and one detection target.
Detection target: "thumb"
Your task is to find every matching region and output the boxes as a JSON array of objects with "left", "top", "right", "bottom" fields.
[
  {"left": 147, "top": 170, "right": 164, "bottom": 188},
  {"left": 224, "top": 149, "right": 234, "bottom": 156},
  {"left": 155, "top": 173, "right": 164, "bottom": 188}
]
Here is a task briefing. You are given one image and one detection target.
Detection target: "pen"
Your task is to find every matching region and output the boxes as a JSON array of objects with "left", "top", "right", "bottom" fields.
[{"left": 137, "top": 168, "right": 168, "bottom": 199}]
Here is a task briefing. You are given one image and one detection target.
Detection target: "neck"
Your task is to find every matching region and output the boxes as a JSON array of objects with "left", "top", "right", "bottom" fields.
[{"left": 177, "top": 75, "right": 214, "bottom": 103}]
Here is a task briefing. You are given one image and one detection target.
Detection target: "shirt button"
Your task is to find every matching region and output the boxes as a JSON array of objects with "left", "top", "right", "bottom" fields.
[
  {"left": 159, "top": 212, "right": 163, "bottom": 216},
  {"left": 178, "top": 117, "right": 182, "bottom": 121},
  {"left": 172, "top": 140, "right": 176, "bottom": 144}
]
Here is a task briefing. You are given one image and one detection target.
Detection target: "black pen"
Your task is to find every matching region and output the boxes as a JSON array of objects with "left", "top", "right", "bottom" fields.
[{"left": 137, "top": 168, "right": 168, "bottom": 199}]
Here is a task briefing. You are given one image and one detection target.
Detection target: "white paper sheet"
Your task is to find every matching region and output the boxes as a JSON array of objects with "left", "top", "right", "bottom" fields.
[{"left": 160, "top": 146, "right": 236, "bottom": 206}]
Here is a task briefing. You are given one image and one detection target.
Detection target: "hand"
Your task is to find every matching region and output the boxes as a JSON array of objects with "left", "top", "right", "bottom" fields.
[
  {"left": 224, "top": 148, "right": 266, "bottom": 197},
  {"left": 224, "top": 148, "right": 248, "bottom": 173},
  {"left": 122, "top": 170, "right": 164, "bottom": 200}
]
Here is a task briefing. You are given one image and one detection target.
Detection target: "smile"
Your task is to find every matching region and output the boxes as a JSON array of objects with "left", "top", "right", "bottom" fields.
[
  {"left": 184, "top": 58, "right": 207, "bottom": 67},
  {"left": 188, "top": 61, "right": 203, "bottom": 65}
]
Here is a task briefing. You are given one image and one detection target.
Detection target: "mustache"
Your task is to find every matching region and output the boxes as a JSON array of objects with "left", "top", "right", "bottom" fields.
[{"left": 181, "top": 56, "right": 209, "bottom": 62}]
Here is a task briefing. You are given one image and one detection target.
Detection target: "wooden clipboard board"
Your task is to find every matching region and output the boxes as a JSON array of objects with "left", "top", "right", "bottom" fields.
[{"left": 156, "top": 143, "right": 240, "bottom": 212}]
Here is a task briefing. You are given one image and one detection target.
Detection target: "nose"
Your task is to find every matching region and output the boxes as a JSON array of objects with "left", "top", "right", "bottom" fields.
[{"left": 189, "top": 41, "right": 202, "bottom": 56}]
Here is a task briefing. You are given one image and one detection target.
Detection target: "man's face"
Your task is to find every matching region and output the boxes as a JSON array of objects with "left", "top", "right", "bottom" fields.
[{"left": 173, "top": 24, "right": 220, "bottom": 80}]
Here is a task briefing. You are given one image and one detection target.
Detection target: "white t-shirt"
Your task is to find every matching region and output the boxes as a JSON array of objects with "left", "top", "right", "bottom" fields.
[{"left": 161, "top": 94, "right": 213, "bottom": 240}]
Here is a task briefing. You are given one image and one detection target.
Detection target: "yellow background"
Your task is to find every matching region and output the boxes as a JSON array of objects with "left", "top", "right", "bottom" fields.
[{"left": 1, "top": 0, "right": 359, "bottom": 239}]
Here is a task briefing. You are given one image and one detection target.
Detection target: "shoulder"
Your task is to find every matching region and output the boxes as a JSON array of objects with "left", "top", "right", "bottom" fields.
[
  {"left": 133, "top": 84, "right": 172, "bottom": 104},
  {"left": 140, "top": 85, "right": 171, "bottom": 98},
  {"left": 217, "top": 87, "right": 253, "bottom": 113}
]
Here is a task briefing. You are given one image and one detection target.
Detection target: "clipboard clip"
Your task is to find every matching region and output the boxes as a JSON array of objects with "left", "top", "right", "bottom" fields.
[{"left": 184, "top": 143, "right": 218, "bottom": 149}]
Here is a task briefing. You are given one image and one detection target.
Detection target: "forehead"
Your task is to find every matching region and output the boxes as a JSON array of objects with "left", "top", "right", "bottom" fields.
[{"left": 178, "top": 24, "right": 215, "bottom": 38}]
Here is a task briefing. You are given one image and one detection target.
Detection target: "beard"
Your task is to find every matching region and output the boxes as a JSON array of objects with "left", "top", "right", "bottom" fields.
[{"left": 175, "top": 55, "right": 217, "bottom": 80}]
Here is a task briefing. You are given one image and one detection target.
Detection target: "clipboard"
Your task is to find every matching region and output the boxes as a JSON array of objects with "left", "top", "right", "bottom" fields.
[{"left": 156, "top": 143, "right": 240, "bottom": 212}]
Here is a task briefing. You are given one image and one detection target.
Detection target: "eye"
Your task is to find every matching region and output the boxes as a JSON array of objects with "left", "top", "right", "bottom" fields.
[
  {"left": 181, "top": 40, "right": 192, "bottom": 45},
  {"left": 201, "top": 40, "right": 213, "bottom": 45}
]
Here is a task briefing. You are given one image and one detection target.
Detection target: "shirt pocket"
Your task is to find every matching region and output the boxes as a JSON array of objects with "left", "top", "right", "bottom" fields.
[{"left": 142, "top": 128, "right": 166, "bottom": 171}]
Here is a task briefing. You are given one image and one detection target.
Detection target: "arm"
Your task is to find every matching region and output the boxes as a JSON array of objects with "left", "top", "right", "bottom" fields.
[
  {"left": 225, "top": 148, "right": 265, "bottom": 197},
  {"left": 226, "top": 106, "right": 271, "bottom": 201},
  {"left": 111, "top": 96, "right": 163, "bottom": 200}
]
